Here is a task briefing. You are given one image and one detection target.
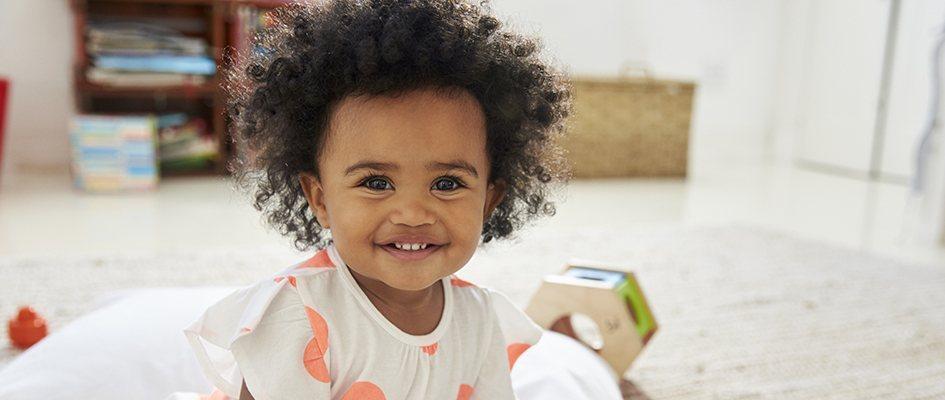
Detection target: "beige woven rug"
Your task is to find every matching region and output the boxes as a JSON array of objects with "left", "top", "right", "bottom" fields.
[{"left": 1, "top": 223, "right": 943, "bottom": 399}]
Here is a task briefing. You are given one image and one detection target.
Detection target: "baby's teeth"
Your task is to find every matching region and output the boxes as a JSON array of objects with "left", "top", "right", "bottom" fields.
[{"left": 395, "top": 243, "right": 429, "bottom": 251}]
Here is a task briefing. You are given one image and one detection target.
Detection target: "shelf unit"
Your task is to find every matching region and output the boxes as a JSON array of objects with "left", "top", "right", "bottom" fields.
[{"left": 69, "top": 0, "right": 288, "bottom": 177}]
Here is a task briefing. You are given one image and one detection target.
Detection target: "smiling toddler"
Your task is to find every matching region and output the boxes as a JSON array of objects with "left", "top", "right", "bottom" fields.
[{"left": 182, "top": 0, "right": 572, "bottom": 398}]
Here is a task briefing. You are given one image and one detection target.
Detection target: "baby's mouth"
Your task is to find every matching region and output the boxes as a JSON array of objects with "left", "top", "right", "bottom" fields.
[
  {"left": 376, "top": 242, "right": 445, "bottom": 261},
  {"left": 379, "top": 243, "right": 443, "bottom": 251}
]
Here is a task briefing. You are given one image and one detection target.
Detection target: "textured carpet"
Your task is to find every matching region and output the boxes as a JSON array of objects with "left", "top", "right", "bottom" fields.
[{"left": 1, "top": 223, "right": 944, "bottom": 399}]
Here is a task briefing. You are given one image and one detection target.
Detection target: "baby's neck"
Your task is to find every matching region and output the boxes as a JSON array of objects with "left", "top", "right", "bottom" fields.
[{"left": 348, "top": 268, "right": 444, "bottom": 335}]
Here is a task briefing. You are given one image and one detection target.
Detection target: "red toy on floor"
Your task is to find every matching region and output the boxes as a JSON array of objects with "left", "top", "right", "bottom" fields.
[{"left": 8, "top": 306, "right": 48, "bottom": 349}]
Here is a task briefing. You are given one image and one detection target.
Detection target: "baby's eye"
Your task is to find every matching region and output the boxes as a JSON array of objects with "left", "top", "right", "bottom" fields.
[
  {"left": 358, "top": 175, "right": 466, "bottom": 192},
  {"left": 433, "top": 176, "right": 465, "bottom": 192},
  {"left": 361, "top": 176, "right": 392, "bottom": 191}
]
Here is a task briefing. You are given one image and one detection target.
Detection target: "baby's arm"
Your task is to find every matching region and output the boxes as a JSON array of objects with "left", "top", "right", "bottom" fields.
[{"left": 239, "top": 380, "right": 255, "bottom": 400}]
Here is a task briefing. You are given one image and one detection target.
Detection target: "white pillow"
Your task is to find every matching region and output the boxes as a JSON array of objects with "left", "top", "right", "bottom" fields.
[
  {"left": 0, "top": 286, "right": 239, "bottom": 400},
  {"left": 0, "top": 286, "right": 622, "bottom": 400},
  {"left": 512, "top": 330, "right": 623, "bottom": 400}
]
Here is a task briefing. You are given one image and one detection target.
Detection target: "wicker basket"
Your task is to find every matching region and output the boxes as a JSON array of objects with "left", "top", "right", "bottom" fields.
[{"left": 557, "top": 75, "right": 695, "bottom": 178}]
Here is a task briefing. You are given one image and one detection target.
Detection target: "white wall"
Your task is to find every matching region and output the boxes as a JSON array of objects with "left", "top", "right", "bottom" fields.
[
  {"left": 796, "top": 0, "right": 890, "bottom": 175},
  {"left": 769, "top": 0, "right": 811, "bottom": 166},
  {"left": 771, "top": 0, "right": 945, "bottom": 184},
  {"left": 0, "top": 0, "right": 74, "bottom": 184},
  {"left": 882, "top": 0, "right": 945, "bottom": 180},
  {"left": 492, "top": 0, "right": 784, "bottom": 167}
]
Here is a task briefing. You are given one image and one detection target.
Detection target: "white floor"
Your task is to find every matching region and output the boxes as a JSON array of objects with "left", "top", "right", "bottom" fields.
[{"left": 1, "top": 155, "right": 943, "bottom": 268}]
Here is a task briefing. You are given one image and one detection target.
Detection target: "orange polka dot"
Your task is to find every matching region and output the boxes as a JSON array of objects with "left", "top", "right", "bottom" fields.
[
  {"left": 456, "top": 384, "right": 474, "bottom": 400},
  {"left": 274, "top": 276, "right": 285, "bottom": 284},
  {"left": 450, "top": 277, "right": 475, "bottom": 287},
  {"left": 240, "top": 327, "right": 252, "bottom": 333},
  {"left": 421, "top": 343, "right": 438, "bottom": 355},
  {"left": 288, "top": 275, "right": 297, "bottom": 288},
  {"left": 302, "top": 306, "right": 330, "bottom": 382},
  {"left": 297, "top": 249, "right": 335, "bottom": 270},
  {"left": 303, "top": 338, "right": 329, "bottom": 383},
  {"left": 341, "top": 381, "right": 386, "bottom": 400},
  {"left": 201, "top": 388, "right": 229, "bottom": 400},
  {"left": 507, "top": 343, "right": 531, "bottom": 370}
]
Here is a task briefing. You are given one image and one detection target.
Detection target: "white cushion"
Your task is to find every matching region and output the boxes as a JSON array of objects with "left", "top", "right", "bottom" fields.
[
  {"left": 512, "top": 330, "right": 623, "bottom": 400},
  {"left": 0, "top": 287, "right": 239, "bottom": 400}
]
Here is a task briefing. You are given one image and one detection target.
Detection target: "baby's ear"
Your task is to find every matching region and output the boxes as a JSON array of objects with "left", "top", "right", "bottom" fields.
[
  {"left": 483, "top": 178, "right": 508, "bottom": 221},
  {"left": 299, "top": 172, "right": 330, "bottom": 229}
]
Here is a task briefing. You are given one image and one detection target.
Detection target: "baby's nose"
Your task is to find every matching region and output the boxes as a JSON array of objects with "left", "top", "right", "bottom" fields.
[{"left": 388, "top": 194, "right": 436, "bottom": 226}]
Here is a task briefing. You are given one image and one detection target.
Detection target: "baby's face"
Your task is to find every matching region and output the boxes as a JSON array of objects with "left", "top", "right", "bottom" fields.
[{"left": 300, "top": 87, "right": 506, "bottom": 291}]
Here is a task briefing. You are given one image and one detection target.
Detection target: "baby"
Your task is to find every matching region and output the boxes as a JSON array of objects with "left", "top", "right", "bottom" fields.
[{"left": 182, "top": 0, "right": 571, "bottom": 398}]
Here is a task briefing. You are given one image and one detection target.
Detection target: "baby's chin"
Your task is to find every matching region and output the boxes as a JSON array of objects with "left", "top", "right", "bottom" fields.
[{"left": 379, "top": 273, "right": 445, "bottom": 292}]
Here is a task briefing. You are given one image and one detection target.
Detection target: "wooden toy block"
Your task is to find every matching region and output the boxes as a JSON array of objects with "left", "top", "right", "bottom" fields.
[{"left": 525, "top": 257, "right": 657, "bottom": 377}]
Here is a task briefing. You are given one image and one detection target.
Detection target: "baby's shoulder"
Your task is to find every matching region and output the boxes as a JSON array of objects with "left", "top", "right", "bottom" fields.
[
  {"left": 271, "top": 247, "right": 343, "bottom": 291},
  {"left": 269, "top": 247, "right": 338, "bottom": 284},
  {"left": 185, "top": 250, "right": 339, "bottom": 351},
  {"left": 447, "top": 276, "right": 505, "bottom": 319}
]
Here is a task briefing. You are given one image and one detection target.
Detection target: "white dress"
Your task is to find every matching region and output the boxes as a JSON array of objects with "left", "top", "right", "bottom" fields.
[{"left": 179, "top": 242, "right": 543, "bottom": 400}]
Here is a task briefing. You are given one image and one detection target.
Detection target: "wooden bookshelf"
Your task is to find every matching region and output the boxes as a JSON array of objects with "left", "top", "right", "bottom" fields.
[{"left": 70, "top": 0, "right": 288, "bottom": 177}]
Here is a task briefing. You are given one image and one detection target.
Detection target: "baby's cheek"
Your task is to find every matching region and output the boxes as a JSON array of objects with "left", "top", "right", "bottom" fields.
[
  {"left": 452, "top": 205, "right": 487, "bottom": 235},
  {"left": 445, "top": 222, "right": 479, "bottom": 250}
]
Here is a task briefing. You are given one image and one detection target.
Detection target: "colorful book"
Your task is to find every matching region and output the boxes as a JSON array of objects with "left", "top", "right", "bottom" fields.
[
  {"left": 70, "top": 114, "right": 159, "bottom": 191},
  {"left": 94, "top": 55, "right": 216, "bottom": 75}
]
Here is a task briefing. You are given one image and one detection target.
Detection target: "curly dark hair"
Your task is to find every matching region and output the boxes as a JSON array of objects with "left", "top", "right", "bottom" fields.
[{"left": 225, "top": 0, "right": 573, "bottom": 252}]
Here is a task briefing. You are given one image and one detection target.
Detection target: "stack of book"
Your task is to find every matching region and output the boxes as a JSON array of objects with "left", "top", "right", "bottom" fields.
[
  {"left": 85, "top": 21, "right": 215, "bottom": 87},
  {"left": 70, "top": 114, "right": 159, "bottom": 192},
  {"left": 157, "top": 113, "right": 218, "bottom": 172}
]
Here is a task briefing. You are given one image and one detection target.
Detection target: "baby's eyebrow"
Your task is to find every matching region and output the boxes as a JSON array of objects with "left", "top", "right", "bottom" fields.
[{"left": 344, "top": 159, "right": 479, "bottom": 178}]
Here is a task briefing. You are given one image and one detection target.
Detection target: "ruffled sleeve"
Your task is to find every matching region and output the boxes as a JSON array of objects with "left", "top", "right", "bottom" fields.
[
  {"left": 467, "top": 288, "right": 543, "bottom": 400},
  {"left": 182, "top": 275, "right": 331, "bottom": 400},
  {"left": 485, "top": 288, "right": 543, "bottom": 371}
]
